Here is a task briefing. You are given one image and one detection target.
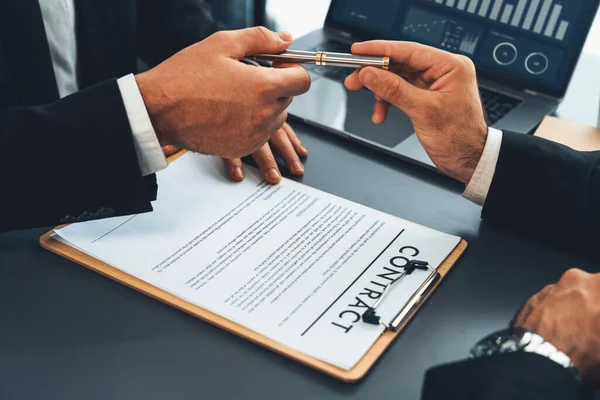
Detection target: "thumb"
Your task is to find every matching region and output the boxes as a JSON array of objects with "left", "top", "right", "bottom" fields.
[
  {"left": 230, "top": 26, "right": 293, "bottom": 58},
  {"left": 358, "top": 68, "right": 423, "bottom": 114}
]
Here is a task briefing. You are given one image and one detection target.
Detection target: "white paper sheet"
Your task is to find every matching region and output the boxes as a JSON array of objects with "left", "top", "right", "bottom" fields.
[{"left": 54, "top": 153, "right": 460, "bottom": 370}]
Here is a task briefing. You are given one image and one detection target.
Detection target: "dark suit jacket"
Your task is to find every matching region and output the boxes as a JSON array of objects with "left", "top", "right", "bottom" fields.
[
  {"left": 483, "top": 130, "right": 600, "bottom": 258},
  {"left": 0, "top": 0, "right": 221, "bottom": 232},
  {"left": 422, "top": 352, "right": 592, "bottom": 400},
  {"left": 419, "top": 130, "right": 600, "bottom": 399}
]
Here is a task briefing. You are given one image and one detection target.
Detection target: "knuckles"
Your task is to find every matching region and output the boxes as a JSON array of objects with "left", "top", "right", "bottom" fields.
[
  {"left": 560, "top": 268, "right": 589, "bottom": 284},
  {"left": 207, "top": 30, "right": 242, "bottom": 55},
  {"left": 385, "top": 79, "right": 406, "bottom": 103},
  {"left": 454, "top": 54, "right": 477, "bottom": 77},
  {"left": 208, "top": 30, "right": 230, "bottom": 44},
  {"left": 251, "top": 106, "right": 276, "bottom": 128},
  {"left": 253, "top": 26, "right": 274, "bottom": 43}
]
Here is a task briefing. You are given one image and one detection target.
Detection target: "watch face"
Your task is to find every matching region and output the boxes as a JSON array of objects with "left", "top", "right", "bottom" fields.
[{"left": 470, "top": 328, "right": 529, "bottom": 358}]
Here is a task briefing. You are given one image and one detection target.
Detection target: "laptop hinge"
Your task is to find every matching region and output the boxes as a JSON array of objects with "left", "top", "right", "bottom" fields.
[
  {"left": 339, "top": 31, "right": 352, "bottom": 38},
  {"left": 524, "top": 89, "right": 539, "bottom": 96}
]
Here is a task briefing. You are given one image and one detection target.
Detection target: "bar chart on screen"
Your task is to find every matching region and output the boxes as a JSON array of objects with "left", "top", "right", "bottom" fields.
[
  {"left": 402, "top": 7, "right": 483, "bottom": 55},
  {"left": 428, "top": 0, "right": 576, "bottom": 42}
]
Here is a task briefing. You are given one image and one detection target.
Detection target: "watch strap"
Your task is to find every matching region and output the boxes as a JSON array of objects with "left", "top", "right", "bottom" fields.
[{"left": 470, "top": 328, "right": 579, "bottom": 380}]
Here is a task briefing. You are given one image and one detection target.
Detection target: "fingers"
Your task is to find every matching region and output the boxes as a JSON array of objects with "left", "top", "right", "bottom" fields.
[
  {"left": 345, "top": 71, "right": 390, "bottom": 124},
  {"left": 282, "top": 122, "right": 308, "bottom": 157},
  {"left": 269, "top": 124, "right": 305, "bottom": 176},
  {"left": 224, "top": 27, "right": 293, "bottom": 59},
  {"left": 372, "top": 99, "right": 389, "bottom": 124},
  {"left": 222, "top": 158, "right": 245, "bottom": 182},
  {"left": 267, "top": 64, "right": 312, "bottom": 98},
  {"left": 162, "top": 145, "right": 180, "bottom": 157},
  {"left": 344, "top": 70, "right": 363, "bottom": 91},
  {"left": 224, "top": 123, "right": 307, "bottom": 184},
  {"left": 271, "top": 62, "right": 301, "bottom": 70},
  {"left": 252, "top": 143, "right": 282, "bottom": 184},
  {"left": 357, "top": 67, "right": 424, "bottom": 113},
  {"left": 560, "top": 268, "right": 591, "bottom": 285},
  {"left": 352, "top": 41, "right": 453, "bottom": 78}
]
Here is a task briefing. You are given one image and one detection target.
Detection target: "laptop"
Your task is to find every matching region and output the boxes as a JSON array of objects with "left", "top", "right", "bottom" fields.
[{"left": 288, "top": 0, "right": 600, "bottom": 169}]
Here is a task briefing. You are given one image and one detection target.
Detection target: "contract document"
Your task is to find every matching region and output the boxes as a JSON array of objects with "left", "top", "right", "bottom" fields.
[{"left": 53, "top": 153, "right": 461, "bottom": 370}]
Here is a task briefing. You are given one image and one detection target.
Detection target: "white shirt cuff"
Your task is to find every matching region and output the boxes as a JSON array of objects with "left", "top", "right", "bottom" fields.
[
  {"left": 463, "top": 127, "right": 503, "bottom": 206},
  {"left": 117, "top": 74, "right": 168, "bottom": 176}
]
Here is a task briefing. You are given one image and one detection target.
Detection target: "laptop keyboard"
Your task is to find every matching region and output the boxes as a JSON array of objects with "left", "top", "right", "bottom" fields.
[
  {"left": 309, "top": 40, "right": 522, "bottom": 125},
  {"left": 480, "top": 88, "right": 522, "bottom": 125}
]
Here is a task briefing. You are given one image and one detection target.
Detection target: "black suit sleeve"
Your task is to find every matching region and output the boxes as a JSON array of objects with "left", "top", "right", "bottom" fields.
[
  {"left": 136, "top": 0, "right": 225, "bottom": 67},
  {"left": 421, "top": 353, "right": 589, "bottom": 400},
  {"left": 0, "top": 79, "right": 157, "bottom": 232},
  {"left": 482, "top": 131, "right": 600, "bottom": 256}
]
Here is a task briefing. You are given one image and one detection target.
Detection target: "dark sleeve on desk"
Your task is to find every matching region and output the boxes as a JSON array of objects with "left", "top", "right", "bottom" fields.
[
  {"left": 0, "top": 79, "right": 157, "bottom": 233},
  {"left": 137, "top": 0, "right": 224, "bottom": 67},
  {"left": 421, "top": 353, "right": 589, "bottom": 400},
  {"left": 481, "top": 131, "right": 600, "bottom": 254}
]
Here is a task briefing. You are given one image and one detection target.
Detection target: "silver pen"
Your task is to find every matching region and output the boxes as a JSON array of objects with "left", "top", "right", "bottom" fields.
[{"left": 254, "top": 50, "right": 390, "bottom": 70}]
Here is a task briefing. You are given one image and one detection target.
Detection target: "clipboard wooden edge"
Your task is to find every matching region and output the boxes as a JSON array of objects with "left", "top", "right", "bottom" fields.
[
  {"left": 40, "top": 149, "right": 467, "bottom": 382},
  {"left": 40, "top": 230, "right": 466, "bottom": 383}
]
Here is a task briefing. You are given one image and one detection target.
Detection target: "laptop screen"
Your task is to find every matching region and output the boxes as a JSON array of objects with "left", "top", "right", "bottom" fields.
[{"left": 328, "top": 0, "right": 599, "bottom": 96}]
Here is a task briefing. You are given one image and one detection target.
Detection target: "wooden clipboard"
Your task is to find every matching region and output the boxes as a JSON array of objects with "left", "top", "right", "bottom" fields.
[{"left": 40, "top": 151, "right": 468, "bottom": 382}]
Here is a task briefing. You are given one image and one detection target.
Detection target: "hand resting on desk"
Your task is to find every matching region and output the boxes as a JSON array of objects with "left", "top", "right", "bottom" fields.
[{"left": 222, "top": 121, "right": 308, "bottom": 184}]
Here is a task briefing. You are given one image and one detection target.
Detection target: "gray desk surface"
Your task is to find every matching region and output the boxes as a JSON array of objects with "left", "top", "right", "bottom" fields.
[{"left": 2, "top": 54, "right": 600, "bottom": 400}]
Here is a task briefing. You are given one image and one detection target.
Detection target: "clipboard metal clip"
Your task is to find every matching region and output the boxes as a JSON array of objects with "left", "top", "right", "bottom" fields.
[{"left": 362, "top": 260, "right": 440, "bottom": 332}]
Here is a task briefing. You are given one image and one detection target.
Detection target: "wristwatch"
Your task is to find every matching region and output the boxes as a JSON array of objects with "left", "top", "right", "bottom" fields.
[{"left": 470, "top": 327, "right": 580, "bottom": 380}]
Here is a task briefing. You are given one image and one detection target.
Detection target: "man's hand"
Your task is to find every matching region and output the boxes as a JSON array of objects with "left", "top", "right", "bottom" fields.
[
  {"left": 162, "top": 122, "right": 308, "bottom": 183},
  {"left": 163, "top": 145, "right": 180, "bottom": 158},
  {"left": 136, "top": 27, "right": 311, "bottom": 162},
  {"left": 223, "top": 122, "right": 308, "bottom": 184},
  {"left": 344, "top": 41, "right": 488, "bottom": 183},
  {"left": 513, "top": 269, "right": 600, "bottom": 386}
]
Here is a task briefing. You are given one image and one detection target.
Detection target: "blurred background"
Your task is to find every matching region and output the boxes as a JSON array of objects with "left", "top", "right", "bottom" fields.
[
  {"left": 264, "top": 0, "right": 330, "bottom": 37},
  {"left": 208, "top": 0, "right": 257, "bottom": 29},
  {"left": 208, "top": 0, "right": 600, "bottom": 57}
]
